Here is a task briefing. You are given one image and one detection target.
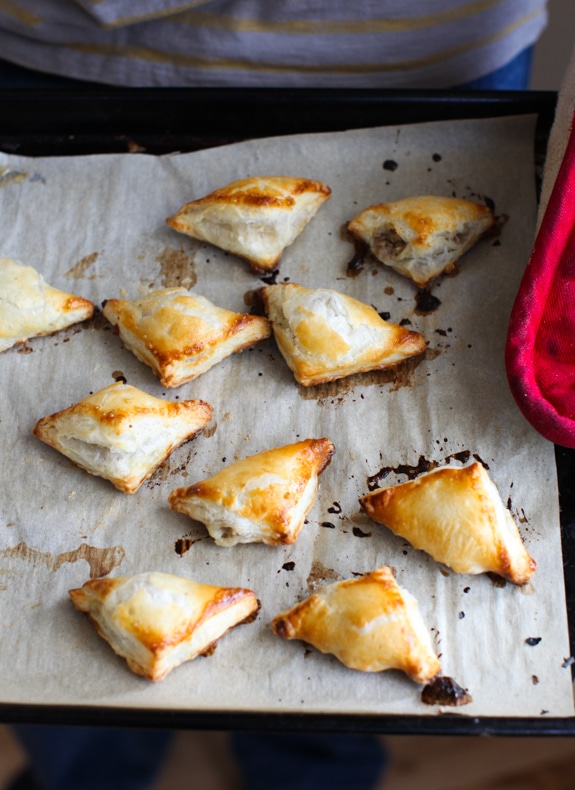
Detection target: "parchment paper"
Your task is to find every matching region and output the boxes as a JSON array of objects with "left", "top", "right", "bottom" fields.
[{"left": 0, "top": 115, "right": 573, "bottom": 718}]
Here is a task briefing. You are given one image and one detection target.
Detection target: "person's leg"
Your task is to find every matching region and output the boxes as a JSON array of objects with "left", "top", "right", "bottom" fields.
[
  {"left": 458, "top": 46, "right": 534, "bottom": 90},
  {"left": 231, "top": 731, "right": 387, "bottom": 790},
  {"left": 11, "top": 725, "right": 173, "bottom": 790}
]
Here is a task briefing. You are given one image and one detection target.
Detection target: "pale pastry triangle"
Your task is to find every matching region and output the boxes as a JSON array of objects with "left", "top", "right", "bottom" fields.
[
  {"left": 360, "top": 462, "right": 536, "bottom": 584},
  {"left": 271, "top": 567, "right": 441, "bottom": 684},
  {"left": 33, "top": 381, "right": 213, "bottom": 493},
  {"left": 168, "top": 438, "right": 335, "bottom": 546},
  {"left": 166, "top": 176, "right": 331, "bottom": 274},
  {"left": 102, "top": 287, "right": 271, "bottom": 387},
  {"left": 69, "top": 571, "right": 260, "bottom": 681},
  {"left": 258, "top": 282, "right": 426, "bottom": 386},
  {"left": 347, "top": 195, "right": 495, "bottom": 287},
  {"left": 0, "top": 257, "right": 94, "bottom": 352}
]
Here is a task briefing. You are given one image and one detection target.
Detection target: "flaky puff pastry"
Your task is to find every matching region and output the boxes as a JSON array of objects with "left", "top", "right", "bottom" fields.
[
  {"left": 258, "top": 282, "right": 426, "bottom": 386},
  {"left": 166, "top": 176, "right": 331, "bottom": 274},
  {"left": 360, "top": 462, "right": 536, "bottom": 584},
  {"left": 347, "top": 195, "right": 495, "bottom": 287},
  {"left": 70, "top": 571, "right": 260, "bottom": 681},
  {"left": 0, "top": 257, "right": 94, "bottom": 352},
  {"left": 272, "top": 567, "right": 441, "bottom": 684},
  {"left": 168, "top": 438, "right": 334, "bottom": 546},
  {"left": 33, "top": 381, "right": 213, "bottom": 493},
  {"left": 102, "top": 287, "right": 271, "bottom": 388}
]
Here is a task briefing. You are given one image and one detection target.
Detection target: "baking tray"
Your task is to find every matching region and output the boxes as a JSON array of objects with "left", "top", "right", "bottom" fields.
[{"left": 2, "top": 87, "right": 574, "bottom": 735}]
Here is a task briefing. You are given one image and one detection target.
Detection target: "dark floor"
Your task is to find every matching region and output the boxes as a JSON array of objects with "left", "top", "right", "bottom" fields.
[{"left": 2, "top": 727, "right": 575, "bottom": 790}]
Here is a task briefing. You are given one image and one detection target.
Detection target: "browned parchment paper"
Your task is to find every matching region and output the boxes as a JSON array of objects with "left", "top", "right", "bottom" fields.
[{"left": 0, "top": 115, "right": 572, "bottom": 717}]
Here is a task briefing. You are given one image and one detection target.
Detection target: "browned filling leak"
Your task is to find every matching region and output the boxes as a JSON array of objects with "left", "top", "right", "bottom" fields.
[
  {"left": 243, "top": 288, "right": 267, "bottom": 315},
  {"left": 352, "top": 526, "right": 371, "bottom": 538},
  {"left": 259, "top": 270, "right": 279, "bottom": 285},
  {"left": 174, "top": 536, "right": 202, "bottom": 556},
  {"left": 484, "top": 212, "right": 509, "bottom": 243},
  {"left": 452, "top": 228, "right": 472, "bottom": 246},
  {"left": 341, "top": 222, "right": 376, "bottom": 277},
  {"left": 200, "top": 643, "right": 218, "bottom": 657},
  {"left": 367, "top": 454, "right": 436, "bottom": 490},
  {"left": 373, "top": 228, "right": 407, "bottom": 260},
  {"left": 421, "top": 676, "right": 472, "bottom": 706},
  {"left": 366, "top": 450, "right": 474, "bottom": 490},
  {"left": 239, "top": 602, "right": 262, "bottom": 626},
  {"left": 91, "top": 307, "right": 109, "bottom": 331},
  {"left": 415, "top": 287, "right": 442, "bottom": 315}
]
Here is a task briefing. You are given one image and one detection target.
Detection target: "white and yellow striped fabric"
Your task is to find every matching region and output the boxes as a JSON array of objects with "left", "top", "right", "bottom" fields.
[{"left": 0, "top": 0, "right": 547, "bottom": 87}]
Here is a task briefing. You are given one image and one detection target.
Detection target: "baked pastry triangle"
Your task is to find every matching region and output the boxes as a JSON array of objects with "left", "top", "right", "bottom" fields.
[
  {"left": 0, "top": 257, "right": 94, "bottom": 352},
  {"left": 102, "top": 287, "right": 271, "bottom": 387},
  {"left": 347, "top": 195, "right": 495, "bottom": 287},
  {"left": 33, "top": 381, "right": 213, "bottom": 493},
  {"left": 258, "top": 282, "right": 426, "bottom": 386},
  {"left": 360, "top": 462, "right": 536, "bottom": 584},
  {"left": 271, "top": 567, "right": 441, "bottom": 684},
  {"left": 168, "top": 438, "right": 334, "bottom": 546},
  {"left": 69, "top": 571, "right": 260, "bottom": 681},
  {"left": 166, "top": 176, "right": 331, "bottom": 274}
]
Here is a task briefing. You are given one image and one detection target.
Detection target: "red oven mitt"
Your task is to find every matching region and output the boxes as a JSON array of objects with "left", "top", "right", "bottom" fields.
[{"left": 506, "top": 110, "right": 575, "bottom": 447}]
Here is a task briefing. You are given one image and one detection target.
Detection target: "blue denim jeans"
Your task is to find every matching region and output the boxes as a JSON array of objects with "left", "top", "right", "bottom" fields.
[
  {"left": 12, "top": 725, "right": 387, "bottom": 790},
  {"left": 11, "top": 725, "right": 173, "bottom": 790},
  {"left": 458, "top": 45, "right": 533, "bottom": 90},
  {"left": 231, "top": 731, "right": 387, "bottom": 790}
]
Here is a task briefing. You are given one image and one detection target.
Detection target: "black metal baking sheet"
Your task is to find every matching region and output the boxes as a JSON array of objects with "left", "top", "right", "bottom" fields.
[
  {"left": 2, "top": 88, "right": 574, "bottom": 735},
  {"left": 0, "top": 87, "right": 557, "bottom": 156}
]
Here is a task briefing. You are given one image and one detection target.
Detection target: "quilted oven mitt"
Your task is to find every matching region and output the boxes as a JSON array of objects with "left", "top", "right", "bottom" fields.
[{"left": 506, "top": 53, "right": 575, "bottom": 447}]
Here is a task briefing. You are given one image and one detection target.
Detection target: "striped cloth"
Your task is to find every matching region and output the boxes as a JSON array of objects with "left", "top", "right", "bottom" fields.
[{"left": 0, "top": 0, "right": 548, "bottom": 88}]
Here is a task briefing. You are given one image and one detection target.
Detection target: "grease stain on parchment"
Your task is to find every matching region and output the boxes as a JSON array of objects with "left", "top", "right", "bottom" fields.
[
  {"left": 145, "top": 439, "right": 203, "bottom": 487},
  {"left": 157, "top": 246, "right": 197, "bottom": 289},
  {"left": 0, "top": 167, "right": 28, "bottom": 188},
  {"left": 65, "top": 252, "right": 99, "bottom": 280},
  {"left": 297, "top": 348, "right": 432, "bottom": 403},
  {"left": 0, "top": 542, "right": 125, "bottom": 579},
  {"left": 202, "top": 422, "right": 217, "bottom": 439}
]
